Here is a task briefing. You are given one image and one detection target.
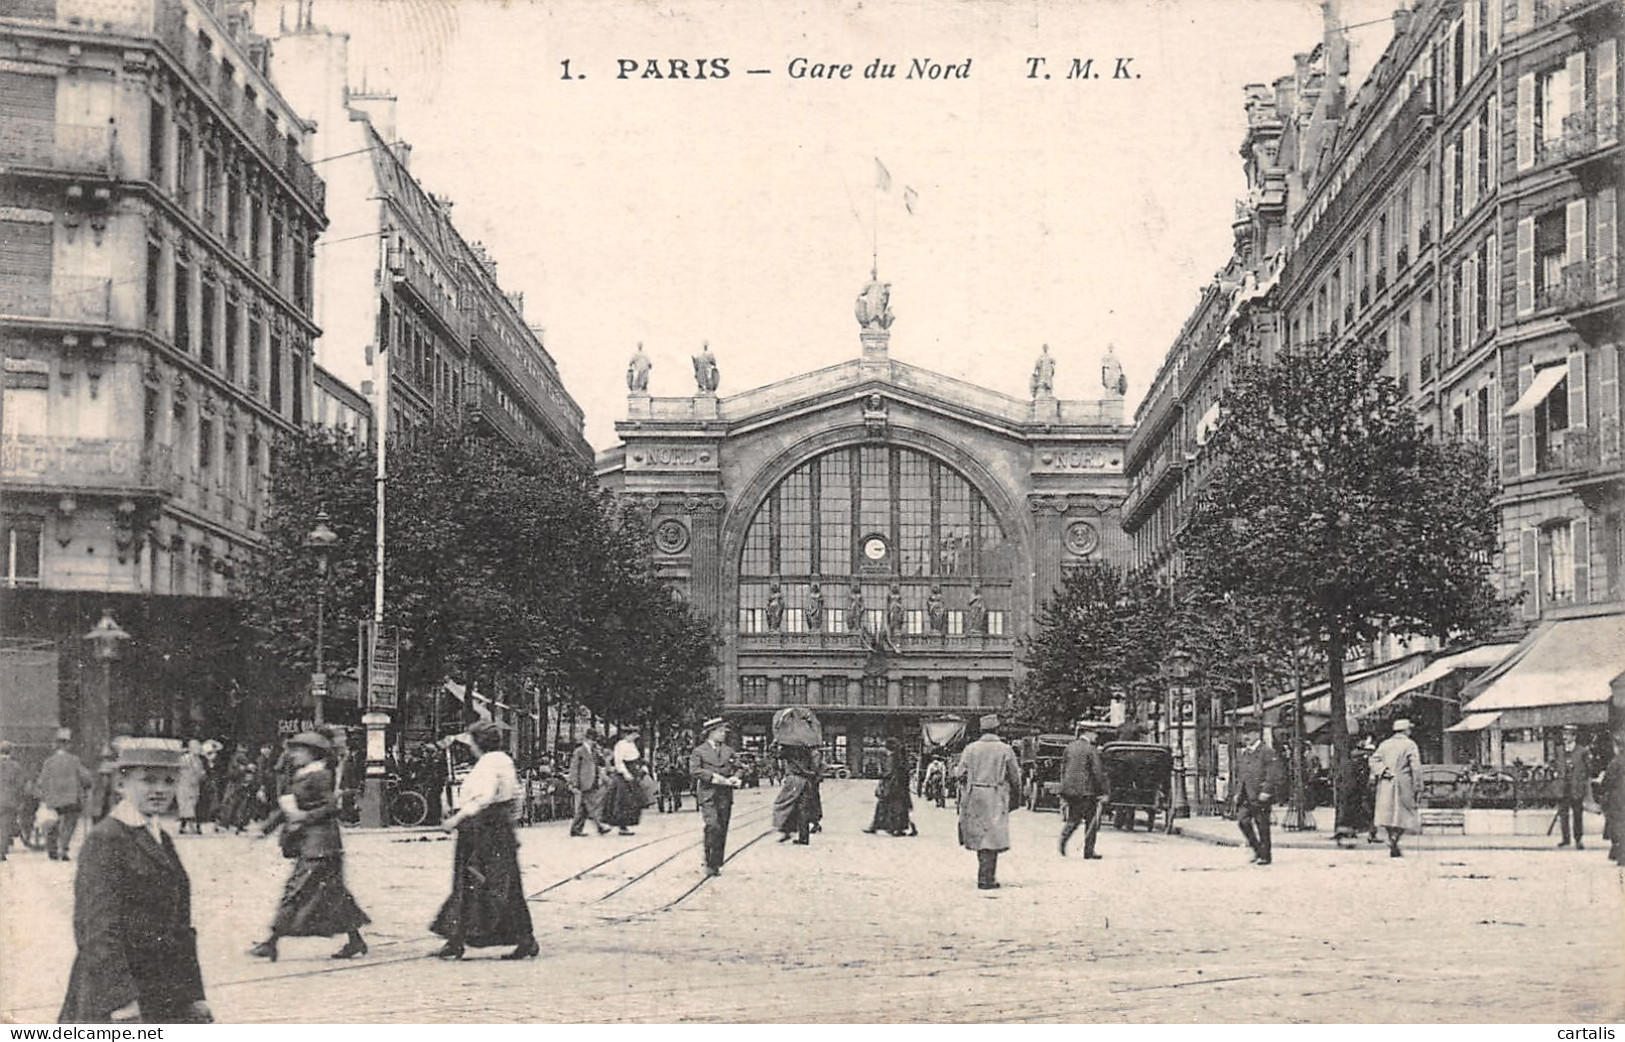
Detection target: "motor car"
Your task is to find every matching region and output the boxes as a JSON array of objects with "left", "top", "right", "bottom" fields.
[
  {"left": 821, "top": 760, "right": 852, "bottom": 780},
  {"left": 1018, "top": 733, "right": 1072, "bottom": 811}
]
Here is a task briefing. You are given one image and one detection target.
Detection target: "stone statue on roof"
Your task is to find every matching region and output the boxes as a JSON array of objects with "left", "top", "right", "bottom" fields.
[
  {"left": 627, "top": 342, "right": 651, "bottom": 393},
  {"left": 855, "top": 273, "right": 895, "bottom": 330},
  {"left": 1031, "top": 344, "right": 1056, "bottom": 398},
  {"left": 692, "top": 341, "right": 720, "bottom": 395},
  {"left": 1102, "top": 343, "right": 1127, "bottom": 396}
]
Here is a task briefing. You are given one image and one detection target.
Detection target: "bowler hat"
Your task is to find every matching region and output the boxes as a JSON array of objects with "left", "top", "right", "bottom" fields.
[
  {"left": 1561, "top": 724, "right": 1579, "bottom": 733},
  {"left": 979, "top": 714, "right": 1000, "bottom": 731},
  {"left": 286, "top": 731, "right": 332, "bottom": 753},
  {"left": 112, "top": 737, "right": 185, "bottom": 770},
  {"left": 701, "top": 717, "right": 726, "bottom": 733}
]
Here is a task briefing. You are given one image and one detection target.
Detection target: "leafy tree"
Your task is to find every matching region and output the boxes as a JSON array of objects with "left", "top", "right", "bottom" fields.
[
  {"left": 1180, "top": 339, "right": 1506, "bottom": 821},
  {"left": 1016, "top": 561, "right": 1173, "bottom": 727},
  {"left": 241, "top": 422, "right": 721, "bottom": 737}
]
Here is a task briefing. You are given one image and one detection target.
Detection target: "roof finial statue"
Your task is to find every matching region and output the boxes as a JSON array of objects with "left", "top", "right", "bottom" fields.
[
  {"left": 692, "top": 341, "right": 720, "bottom": 395},
  {"left": 1102, "top": 343, "right": 1127, "bottom": 397},
  {"left": 855, "top": 270, "right": 895, "bottom": 331},
  {"left": 626, "top": 342, "right": 651, "bottom": 393},
  {"left": 1030, "top": 343, "right": 1056, "bottom": 399}
]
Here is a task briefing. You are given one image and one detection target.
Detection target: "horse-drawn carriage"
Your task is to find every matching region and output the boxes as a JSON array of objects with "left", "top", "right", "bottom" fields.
[{"left": 1102, "top": 741, "right": 1176, "bottom": 834}]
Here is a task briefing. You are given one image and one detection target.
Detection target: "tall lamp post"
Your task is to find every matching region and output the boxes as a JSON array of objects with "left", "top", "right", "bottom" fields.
[
  {"left": 1164, "top": 646, "right": 1194, "bottom": 819},
  {"left": 82, "top": 609, "right": 131, "bottom": 759},
  {"left": 304, "top": 509, "right": 339, "bottom": 726}
]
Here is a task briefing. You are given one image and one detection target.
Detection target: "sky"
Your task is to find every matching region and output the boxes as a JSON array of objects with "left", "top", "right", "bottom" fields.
[{"left": 266, "top": 0, "right": 1398, "bottom": 451}]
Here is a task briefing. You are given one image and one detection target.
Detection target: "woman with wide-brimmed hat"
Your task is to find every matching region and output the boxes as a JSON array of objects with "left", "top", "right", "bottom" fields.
[
  {"left": 250, "top": 731, "right": 370, "bottom": 962},
  {"left": 429, "top": 720, "right": 538, "bottom": 960},
  {"left": 59, "top": 737, "right": 212, "bottom": 1024}
]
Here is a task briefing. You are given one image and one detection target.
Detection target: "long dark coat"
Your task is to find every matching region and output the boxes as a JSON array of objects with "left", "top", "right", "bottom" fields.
[
  {"left": 59, "top": 818, "right": 206, "bottom": 1023},
  {"left": 870, "top": 749, "right": 913, "bottom": 834},
  {"left": 263, "top": 766, "right": 368, "bottom": 937}
]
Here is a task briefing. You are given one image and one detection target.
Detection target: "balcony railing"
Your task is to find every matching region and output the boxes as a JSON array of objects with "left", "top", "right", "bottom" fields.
[
  {"left": 1, "top": 437, "right": 179, "bottom": 495},
  {"left": 1537, "top": 428, "right": 1600, "bottom": 475},
  {"left": 0, "top": 276, "right": 113, "bottom": 323},
  {"left": 1397, "top": 245, "right": 1410, "bottom": 271},
  {"left": 0, "top": 119, "right": 116, "bottom": 176}
]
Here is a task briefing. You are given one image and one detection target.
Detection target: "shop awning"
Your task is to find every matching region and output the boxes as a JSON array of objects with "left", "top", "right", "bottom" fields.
[
  {"left": 1446, "top": 711, "right": 1502, "bottom": 733},
  {"left": 1233, "top": 652, "right": 1431, "bottom": 722},
  {"left": 1359, "top": 643, "right": 1520, "bottom": 718},
  {"left": 1505, "top": 364, "right": 1568, "bottom": 417},
  {"left": 1459, "top": 612, "right": 1625, "bottom": 717}
]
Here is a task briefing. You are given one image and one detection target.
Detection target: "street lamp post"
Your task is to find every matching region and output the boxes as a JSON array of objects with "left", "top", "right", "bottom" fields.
[
  {"left": 82, "top": 609, "right": 131, "bottom": 759},
  {"left": 304, "top": 509, "right": 339, "bottom": 726},
  {"left": 1164, "top": 646, "right": 1194, "bottom": 820}
]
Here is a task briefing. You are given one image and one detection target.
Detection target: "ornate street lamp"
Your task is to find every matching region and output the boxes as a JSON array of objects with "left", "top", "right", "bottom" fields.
[
  {"left": 82, "top": 609, "right": 131, "bottom": 759},
  {"left": 1164, "top": 646, "right": 1194, "bottom": 819},
  {"left": 304, "top": 508, "right": 339, "bottom": 725}
]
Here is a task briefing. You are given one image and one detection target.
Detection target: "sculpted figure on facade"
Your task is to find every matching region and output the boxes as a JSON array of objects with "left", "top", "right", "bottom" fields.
[
  {"left": 1030, "top": 343, "right": 1056, "bottom": 398},
  {"left": 692, "top": 341, "right": 720, "bottom": 395},
  {"left": 926, "top": 583, "right": 948, "bottom": 633},
  {"left": 764, "top": 577, "right": 785, "bottom": 631},
  {"left": 854, "top": 274, "right": 895, "bottom": 330},
  {"left": 966, "top": 585, "right": 988, "bottom": 636},
  {"left": 885, "top": 582, "right": 906, "bottom": 636},
  {"left": 1102, "top": 343, "right": 1127, "bottom": 396},
  {"left": 846, "top": 583, "right": 864, "bottom": 633},
  {"left": 626, "top": 342, "right": 652, "bottom": 393},
  {"left": 804, "top": 582, "right": 825, "bottom": 631}
]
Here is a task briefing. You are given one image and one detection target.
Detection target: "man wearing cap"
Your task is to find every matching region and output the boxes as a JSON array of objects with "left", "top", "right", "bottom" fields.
[
  {"left": 37, "top": 728, "right": 94, "bottom": 862},
  {"left": 1058, "top": 722, "right": 1109, "bottom": 859},
  {"left": 1553, "top": 724, "right": 1592, "bottom": 850},
  {"left": 0, "top": 741, "right": 27, "bottom": 860},
  {"left": 1231, "top": 721, "right": 1285, "bottom": 866},
  {"left": 1372, "top": 718, "right": 1422, "bottom": 857},
  {"left": 954, "top": 715, "right": 1022, "bottom": 890},
  {"left": 689, "top": 718, "right": 742, "bottom": 876},
  {"left": 60, "top": 738, "right": 212, "bottom": 1024}
]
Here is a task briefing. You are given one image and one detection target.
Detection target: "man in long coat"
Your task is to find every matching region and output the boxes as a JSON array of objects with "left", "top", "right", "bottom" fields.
[
  {"left": 0, "top": 741, "right": 27, "bottom": 860},
  {"left": 689, "top": 718, "right": 742, "bottom": 876},
  {"left": 1553, "top": 724, "right": 1592, "bottom": 850},
  {"left": 1058, "top": 724, "right": 1109, "bottom": 859},
  {"left": 1372, "top": 717, "right": 1422, "bottom": 857},
  {"left": 37, "top": 729, "right": 93, "bottom": 861},
  {"left": 568, "top": 731, "right": 609, "bottom": 837},
  {"left": 1602, "top": 733, "right": 1624, "bottom": 865},
  {"left": 954, "top": 715, "right": 1022, "bottom": 890},
  {"left": 60, "top": 738, "right": 211, "bottom": 1024},
  {"left": 1232, "top": 721, "right": 1285, "bottom": 865}
]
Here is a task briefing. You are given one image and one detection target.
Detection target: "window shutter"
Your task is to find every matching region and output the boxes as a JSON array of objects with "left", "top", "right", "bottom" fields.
[
  {"left": 1512, "top": 0, "right": 1531, "bottom": 38},
  {"left": 1569, "top": 349, "right": 1588, "bottom": 429},
  {"left": 1596, "top": 187, "right": 1617, "bottom": 297},
  {"left": 1515, "top": 214, "right": 1535, "bottom": 315},
  {"left": 1567, "top": 52, "right": 1587, "bottom": 136},
  {"left": 1518, "top": 362, "right": 1536, "bottom": 475},
  {"left": 1520, "top": 527, "right": 1540, "bottom": 619},
  {"left": 1598, "top": 345, "right": 1620, "bottom": 461},
  {"left": 1487, "top": 232, "right": 1498, "bottom": 329},
  {"left": 1488, "top": 92, "right": 1499, "bottom": 191},
  {"left": 1573, "top": 518, "right": 1591, "bottom": 605},
  {"left": 1565, "top": 199, "right": 1588, "bottom": 273},
  {"left": 1464, "top": 257, "right": 1478, "bottom": 344},
  {"left": 1487, "top": 0, "right": 1501, "bottom": 51},
  {"left": 1598, "top": 39, "right": 1618, "bottom": 148},
  {"left": 1464, "top": 122, "right": 1478, "bottom": 214},
  {"left": 1444, "top": 141, "right": 1458, "bottom": 229},
  {"left": 1516, "top": 72, "right": 1535, "bottom": 170},
  {"left": 1466, "top": 0, "right": 1480, "bottom": 76},
  {"left": 1488, "top": 379, "right": 1503, "bottom": 478}
]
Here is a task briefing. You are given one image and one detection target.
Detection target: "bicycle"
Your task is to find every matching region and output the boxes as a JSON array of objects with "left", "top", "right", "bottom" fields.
[{"left": 386, "top": 778, "right": 430, "bottom": 827}]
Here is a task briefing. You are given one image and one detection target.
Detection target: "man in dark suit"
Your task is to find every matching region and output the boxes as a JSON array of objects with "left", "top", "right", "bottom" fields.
[
  {"left": 689, "top": 718, "right": 742, "bottom": 876},
  {"left": 568, "top": 731, "right": 609, "bottom": 836},
  {"left": 1058, "top": 724, "right": 1109, "bottom": 858},
  {"left": 37, "top": 728, "right": 93, "bottom": 862},
  {"left": 60, "top": 738, "right": 211, "bottom": 1024},
  {"left": 1231, "top": 721, "right": 1285, "bottom": 865},
  {"left": 1554, "top": 724, "right": 1592, "bottom": 849}
]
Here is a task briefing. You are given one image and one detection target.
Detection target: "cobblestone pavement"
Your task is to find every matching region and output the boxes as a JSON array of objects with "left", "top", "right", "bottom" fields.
[{"left": 3, "top": 781, "right": 1620, "bottom": 1024}]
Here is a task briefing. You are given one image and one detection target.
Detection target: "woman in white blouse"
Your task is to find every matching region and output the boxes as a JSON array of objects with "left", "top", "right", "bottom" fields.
[
  {"left": 429, "top": 720, "right": 537, "bottom": 960},
  {"left": 606, "top": 726, "right": 645, "bottom": 835}
]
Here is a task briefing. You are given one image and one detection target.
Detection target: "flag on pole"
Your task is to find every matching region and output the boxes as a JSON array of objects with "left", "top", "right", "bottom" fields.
[
  {"left": 903, "top": 186, "right": 918, "bottom": 214},
  {"left": 874, "top": 157, "right": 892, "bottom": 193}
]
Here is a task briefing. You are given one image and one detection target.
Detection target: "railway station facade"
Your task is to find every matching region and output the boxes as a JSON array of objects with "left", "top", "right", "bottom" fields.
[{"left": 597, "top": 276, "right": 1133, "bottom": 776}]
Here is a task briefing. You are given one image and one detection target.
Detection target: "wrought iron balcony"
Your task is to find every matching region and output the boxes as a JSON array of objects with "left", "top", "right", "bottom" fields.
[
  {"left": 0, "top": 119, "right": 116, "bottom": 177},
  {"left": 1536, "top": 428, "right": 1600, "bottom": 475}
]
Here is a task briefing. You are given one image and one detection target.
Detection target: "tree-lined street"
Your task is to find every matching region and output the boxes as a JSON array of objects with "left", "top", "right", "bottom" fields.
[{"left": 3, "top": 783, "right": 1618, "bottom": 1024}]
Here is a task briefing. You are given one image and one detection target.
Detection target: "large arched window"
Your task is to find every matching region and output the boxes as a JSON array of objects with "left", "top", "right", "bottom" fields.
[{"left": 738, "top": 446, "right": 1012, "bottom": 635}]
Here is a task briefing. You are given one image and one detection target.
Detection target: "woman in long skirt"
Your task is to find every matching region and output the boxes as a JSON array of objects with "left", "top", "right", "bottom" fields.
[
  {"left": 772, "top": 746, "right": 818, "bottom": 844},
  {"left": 250, "top": 732, "right": 369, "bottom": 961},
  {"left": 864, "top": 737, "right": 917, "bottom": 837},
  {"left": 605, "top": 726, "right": 646, "bottom": 836},
  {"left": 430, "top": 720, "right": 538, "bottom": 960}
]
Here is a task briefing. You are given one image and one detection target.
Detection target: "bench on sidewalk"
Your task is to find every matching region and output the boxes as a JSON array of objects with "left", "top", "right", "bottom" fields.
[{"left": 1420, "top": 807, "right": 1467, "bottom": 834}]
